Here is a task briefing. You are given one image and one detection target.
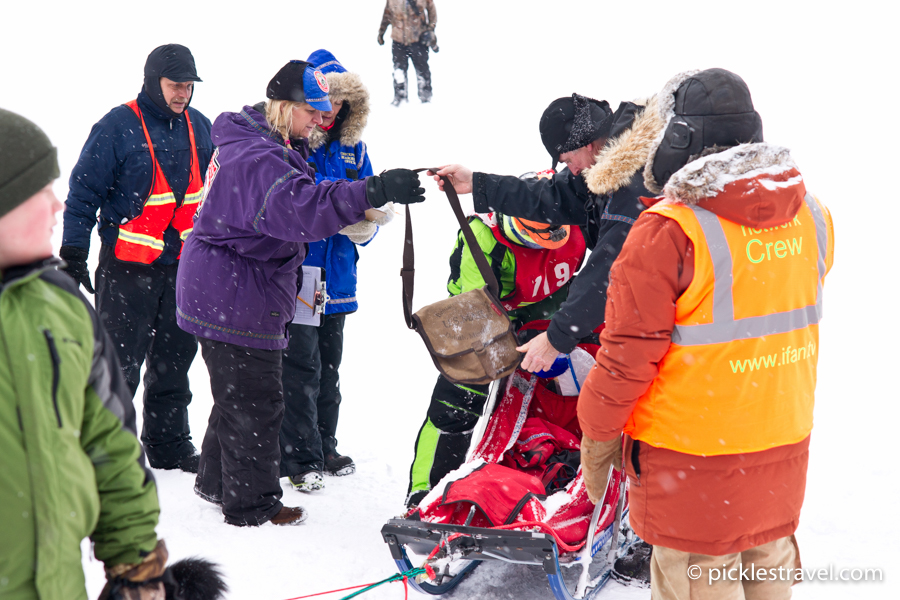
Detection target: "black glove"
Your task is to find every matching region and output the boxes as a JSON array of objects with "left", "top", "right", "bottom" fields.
[
  {"left": 366, "top": 169, "right": 426, "bottom": 207},
  {"left": 59, "top": 245, "right": 95, "bottom": 294},
  {"left": 377, "top": 32, "right": 385, "bottom": 45}
]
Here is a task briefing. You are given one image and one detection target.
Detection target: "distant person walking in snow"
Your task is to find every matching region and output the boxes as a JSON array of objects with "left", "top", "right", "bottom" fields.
[
  {"left": 0, "top": 108, "right": 227, "bottom": 600},
  {"left": 278, "top": 49, "right": 395, "bottom": 493},
  {"left": 378, "top": 0, "right": 438, "bottom": 105},
  {"left": 60, "top": 44, "right": 214, "bottom": 474},
  {"left": 177, "top": 60, "right": 425, "bottom": 527},
  {"left": 576, "top": 69, "right": 834, "bottom": 599}
]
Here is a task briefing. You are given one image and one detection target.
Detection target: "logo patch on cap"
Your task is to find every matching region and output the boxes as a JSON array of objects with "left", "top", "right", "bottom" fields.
[{"left": 314, "top": 70, "right": 329, "bottom": 93}]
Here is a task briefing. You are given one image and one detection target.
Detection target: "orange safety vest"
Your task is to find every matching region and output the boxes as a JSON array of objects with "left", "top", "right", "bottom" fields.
[
  {"left": 624, "top": 192, "right": 834, "bottom": 456},
  {"left": 114, "top": 100, "right": 204, "bottom": 264}
]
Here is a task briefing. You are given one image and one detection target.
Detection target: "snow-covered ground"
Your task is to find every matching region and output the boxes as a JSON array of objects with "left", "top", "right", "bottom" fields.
[{"left": 3, "top": 1, "right": 898, "bottom": 598}]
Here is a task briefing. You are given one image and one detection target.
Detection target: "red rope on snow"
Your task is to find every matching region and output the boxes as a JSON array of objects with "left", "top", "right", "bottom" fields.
[
  {"left": 280, "top": 582, "right": 373, "bottom": 600},
  {"left": 280, "top": 567, "right": 427, "bottom": 600}
]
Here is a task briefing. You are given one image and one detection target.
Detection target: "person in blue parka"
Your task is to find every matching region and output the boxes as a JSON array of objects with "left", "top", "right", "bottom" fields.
[{"left": 278, "top": 50, "right": 395, "bottom": 492}]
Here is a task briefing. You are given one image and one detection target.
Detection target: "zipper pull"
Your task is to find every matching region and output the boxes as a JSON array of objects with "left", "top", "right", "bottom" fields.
[{"left": 42, "top": 329, "right": 63, "bottom": 428}]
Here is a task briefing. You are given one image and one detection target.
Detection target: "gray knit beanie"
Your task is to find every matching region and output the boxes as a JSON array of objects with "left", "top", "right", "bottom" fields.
[{"left": 0, "top": 108, "right": 60, "bottom": 219}]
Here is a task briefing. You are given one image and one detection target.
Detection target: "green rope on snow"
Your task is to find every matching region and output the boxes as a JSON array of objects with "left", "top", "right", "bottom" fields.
[{"left": 338, "top": 568, "right": 426, "bottom": 600}]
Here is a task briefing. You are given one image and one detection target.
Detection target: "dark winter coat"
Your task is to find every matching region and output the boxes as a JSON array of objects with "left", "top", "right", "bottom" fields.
[
  {"left": 471, "top": 98, "right": 663, "bottom": 353},
  {"left": 62, "top": 91, "right": 213, "bottom": 264},
  {"left": 175, "top": 106, "right": 372, "bottom": 350},
  {"left": 0, "top": 259, "right": 159, "bottom": 600},
  {"left": 306, "top": 64, "right": 376, "bottom": 315}
]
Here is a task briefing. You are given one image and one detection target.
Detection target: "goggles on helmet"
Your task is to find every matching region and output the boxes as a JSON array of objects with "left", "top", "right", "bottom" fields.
[{"left": 500, "top": 215, "right": 571, "bottom": 250}]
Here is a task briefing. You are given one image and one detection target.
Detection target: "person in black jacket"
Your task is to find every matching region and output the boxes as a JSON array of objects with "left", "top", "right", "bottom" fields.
[
  {"left": 431, "top": 93, "right": 665, "bottom": 372},
  {"left": 60, "top": 44, "right": 214, "bottom": 473}
]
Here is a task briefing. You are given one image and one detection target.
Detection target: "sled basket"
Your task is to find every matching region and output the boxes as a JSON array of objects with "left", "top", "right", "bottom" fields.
[{"left": 382, "top": 322, "right": 636, "bottom": 600}]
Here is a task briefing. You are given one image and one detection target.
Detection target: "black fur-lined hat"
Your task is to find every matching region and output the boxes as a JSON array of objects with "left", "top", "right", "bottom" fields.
[
  {"left": 540, "top": 94, "right": 614, "bottom": 170},
  {"left": 645, "top": 68, "right": 764, "bottom": 193}
]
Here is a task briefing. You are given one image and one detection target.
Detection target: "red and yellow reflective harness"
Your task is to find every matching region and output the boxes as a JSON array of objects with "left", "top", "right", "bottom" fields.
[{"left": 114, "top": 100, "right": 203, "bottom": 263}]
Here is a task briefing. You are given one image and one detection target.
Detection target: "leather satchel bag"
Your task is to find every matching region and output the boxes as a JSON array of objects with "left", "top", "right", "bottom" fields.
[{"left": 401, "top": 173, "right": 522, "bottom": 385}]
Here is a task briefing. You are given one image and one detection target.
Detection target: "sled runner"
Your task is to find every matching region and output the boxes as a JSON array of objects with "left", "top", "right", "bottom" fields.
[{"left": 381, "top": 324, "right": 637, "bottom": 599}]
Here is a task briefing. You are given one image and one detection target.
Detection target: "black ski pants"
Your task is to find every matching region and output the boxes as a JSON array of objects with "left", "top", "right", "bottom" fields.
[
  {"left": 406, "top": 375, "right": 490, "bottom": 502},
  {"left": 195, "top": 339, "right": 284, "bottom": 526},
  {"left": 392, "top": 41, "right": 432, "bottom": 101},
  {"left": 279, "top": 313, "right": 346, "bottom": 477},
  {"left": 94, "top": 243, "right": 197, "bottom": 468}
]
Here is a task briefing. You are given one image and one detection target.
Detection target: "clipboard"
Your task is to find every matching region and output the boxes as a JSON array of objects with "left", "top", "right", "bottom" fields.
[{"left": 292, "top": 265, "right": 327, "bottom": 326}]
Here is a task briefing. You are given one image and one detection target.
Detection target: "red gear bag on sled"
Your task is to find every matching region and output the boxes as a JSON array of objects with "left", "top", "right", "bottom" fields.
[{"left": 382, "top": 321, "right": 636, "bottom": 600}]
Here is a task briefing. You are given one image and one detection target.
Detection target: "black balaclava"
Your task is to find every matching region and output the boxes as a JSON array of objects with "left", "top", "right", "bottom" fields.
[
  {"left": 539, "top": 94, "right": 614, "bottom": 170},
  {"left": 650, "top": 68, "right": 763, "bottom": 190},
  {"left": 143, "top": 44, "right": 202, "bottom": 119}
]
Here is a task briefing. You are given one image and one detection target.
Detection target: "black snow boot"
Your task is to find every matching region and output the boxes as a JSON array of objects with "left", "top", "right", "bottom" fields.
[
  {"left": 611, "top": 540, "right": 652, "bottom": 586},
  {"left": 324, "top": 452, "right": 355, "bottom": 476}
]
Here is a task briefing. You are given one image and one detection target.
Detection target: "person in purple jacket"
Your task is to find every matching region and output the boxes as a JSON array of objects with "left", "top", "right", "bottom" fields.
[{"left": 176, "top": 60, "right": 425, "bottom": 527}]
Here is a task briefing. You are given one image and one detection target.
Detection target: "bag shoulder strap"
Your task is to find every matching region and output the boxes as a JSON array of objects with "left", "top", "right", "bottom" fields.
[{"left": 402, "top": 169, "right": 500, "bottom": 329}]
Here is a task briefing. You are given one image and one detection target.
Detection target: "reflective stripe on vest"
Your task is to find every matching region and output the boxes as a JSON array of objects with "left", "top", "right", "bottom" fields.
[
  {"left": 114, "top": 100, "right": 204, "bottom": 263},
  {"left": 672, "top": 194, "right": 828, "bottom": 346},
  {"left": 624, "top": 192, "right": 833, "bottom": 456}
]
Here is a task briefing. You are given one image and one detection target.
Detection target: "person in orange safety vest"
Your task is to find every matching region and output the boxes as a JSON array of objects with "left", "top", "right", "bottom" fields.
[
  {"left": 576, "top": 69, "right": 835, "bottom": 600},
  {"left": 60, "top": 44, "right": 214, "bottom": 472}
]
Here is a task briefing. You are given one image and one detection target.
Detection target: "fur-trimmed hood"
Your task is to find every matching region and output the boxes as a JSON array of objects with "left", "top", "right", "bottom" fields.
[
  {"left": 582, "top": 96, "right": 664, "bottom": 196},
  {"left": 663, "top": 142, "right": 796, "bottom": 203},
  {"left": 658, "top": 142, "right": 806, "bottom": 229},
  {"left": 308, "top": 70, "right": 370, "bottom": 151}
]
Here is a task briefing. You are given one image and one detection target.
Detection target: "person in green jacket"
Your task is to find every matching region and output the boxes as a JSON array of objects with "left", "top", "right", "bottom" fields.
[
  {"left": 405, "top": 193, "right": 587, "bottom": 508},
  {"left": 0, "top": 108, "right": 168, "bottom": 600}
]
